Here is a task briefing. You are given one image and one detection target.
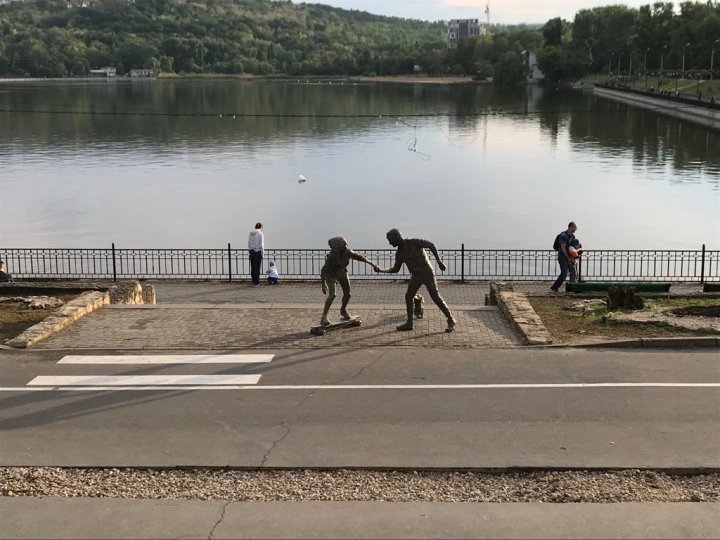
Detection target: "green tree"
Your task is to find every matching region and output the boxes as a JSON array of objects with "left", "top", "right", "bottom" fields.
[
  {"left": 493, "top": 50, "right": 526, "bottom": 85},
  {"left": 542, "top": 17, "right": 563, "bottom": 47},
  {"left": 159, "top": 55, "right": 173, "bottom": 73}
]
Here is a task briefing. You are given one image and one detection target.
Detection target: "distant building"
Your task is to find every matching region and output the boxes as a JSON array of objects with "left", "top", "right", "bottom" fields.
[
  {"left": 526, "top": 51, "right": 545, "bottom": 82},
  {"left": 130, "top": 69, "right": 156, "bottom": 78},
  {"left": 89, "top": 67, "right": 117, "bottom": 78},
  {"left": 448, "top": 19, "right": 480, "bottom": 46}
]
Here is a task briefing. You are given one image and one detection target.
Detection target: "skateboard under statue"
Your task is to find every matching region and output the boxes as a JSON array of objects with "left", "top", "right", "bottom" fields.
[{"left": 310, "top": 317, "right": 362, "bottom": 336}]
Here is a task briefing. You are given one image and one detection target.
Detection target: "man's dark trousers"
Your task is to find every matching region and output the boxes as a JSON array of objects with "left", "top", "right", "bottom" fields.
[
  {"left": 551, "top": 253, "right": 569, "bottom": 291},
  {"left": 249, "top": 250, "right": 262, "bottom": 285}
]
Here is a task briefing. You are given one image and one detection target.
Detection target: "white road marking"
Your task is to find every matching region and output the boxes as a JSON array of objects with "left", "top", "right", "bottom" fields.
[
  {"left": 57, "top": 354, "right": 274, "bottom": 364},
  {"left": 4, "top": 382, "right": 720, "bottom": 392},
  {"left": 27, "top": 375, "right": 261, "bottom": 386}
]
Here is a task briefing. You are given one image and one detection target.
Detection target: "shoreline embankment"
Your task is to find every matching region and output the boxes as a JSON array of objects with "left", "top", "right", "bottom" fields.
[
  {"left": 0, "top": 74, "right": 481, "bottom": 85},
  {"left": 593, "top": 85, "right": 720, "bottom": 130}
]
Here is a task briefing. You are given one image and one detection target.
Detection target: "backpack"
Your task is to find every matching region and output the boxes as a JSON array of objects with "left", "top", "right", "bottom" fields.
[{"left": 552, "top": 233, "right": 562, "bottom": 251}]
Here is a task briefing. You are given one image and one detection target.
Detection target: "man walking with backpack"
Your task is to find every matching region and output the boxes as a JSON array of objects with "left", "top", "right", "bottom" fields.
[{"left": 551, "top": 221, "right": 578, "bottom": 292}]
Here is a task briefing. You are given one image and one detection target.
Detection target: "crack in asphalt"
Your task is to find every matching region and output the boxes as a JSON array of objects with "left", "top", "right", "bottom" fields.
[
  {"left": 259, "top": 419, "right": 291, "bottom": 467},
  {"left": 331, "top": 354, "right": 382, "bottom": 385},
  {"left": 258, "top": 390, "right": 316, "bottom": 467},
  {"left": 208, "top": 500, "right": 231, "bottom": 539}
]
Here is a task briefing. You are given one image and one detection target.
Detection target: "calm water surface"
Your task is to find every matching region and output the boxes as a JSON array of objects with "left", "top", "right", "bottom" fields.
[{"left": 0, "top": 79, "right": 718, "bottom": 250}]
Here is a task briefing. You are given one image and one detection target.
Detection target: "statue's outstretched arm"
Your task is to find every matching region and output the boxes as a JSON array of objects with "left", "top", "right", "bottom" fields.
[
  {"left": 349, "top": 250, "right": 380, "bottom": 271},
  {"left": 377, "top": 253, "right": 402, "bottom": 274}
]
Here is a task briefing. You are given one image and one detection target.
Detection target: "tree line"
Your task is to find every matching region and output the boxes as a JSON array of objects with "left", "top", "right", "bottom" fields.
[{"left": 0, "top": 0, "right": 718, "bottom": 84}]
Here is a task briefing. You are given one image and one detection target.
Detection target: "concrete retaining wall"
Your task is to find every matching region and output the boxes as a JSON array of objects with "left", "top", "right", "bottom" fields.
[
  {"left": 7, "top": 291, "right": 109, "bottom": 348},
  {"left": 594, "top": 87, "right": 720, "bottom": 130},
  {"left": 488, "top": 282, "right": 553, "bottom": 346}
]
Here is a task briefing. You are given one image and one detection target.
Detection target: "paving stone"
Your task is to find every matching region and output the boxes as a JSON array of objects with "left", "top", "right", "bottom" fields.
[{"left": 35, "top": 306, "right": 522, "bottom": 349}]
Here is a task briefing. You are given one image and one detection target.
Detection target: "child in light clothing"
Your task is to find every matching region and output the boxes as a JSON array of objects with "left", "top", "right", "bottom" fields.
[{"left": 266, "top": 261, "right": 279, "bottom": 285}]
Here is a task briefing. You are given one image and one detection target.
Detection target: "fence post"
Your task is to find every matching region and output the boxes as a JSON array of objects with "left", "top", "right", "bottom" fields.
[
  {"left": 701, "top": 244, "right": 706, "bottom": 284},
  {"left": 461, "top": 243, "right": 465, "bottom": 283},
  {"left": 111, "top": 242, "right": 117, "bottom": 282},
  {"left": 228, "top": 243, "right": 232, "bottom": 283}
]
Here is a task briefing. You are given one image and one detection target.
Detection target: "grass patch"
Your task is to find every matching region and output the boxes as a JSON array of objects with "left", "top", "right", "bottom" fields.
[{"left": 528, "top": 296, "right": 719, "bottom": 344}]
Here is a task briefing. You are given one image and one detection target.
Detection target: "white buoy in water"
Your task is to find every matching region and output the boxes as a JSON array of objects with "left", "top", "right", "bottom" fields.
[{"left": 297, "top": 175, "right": 307, "bottom": 184}]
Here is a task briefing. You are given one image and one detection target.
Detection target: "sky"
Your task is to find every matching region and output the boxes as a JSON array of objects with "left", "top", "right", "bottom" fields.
[{"left": 306, "top": 0, "right": 658, "bottom": 24}]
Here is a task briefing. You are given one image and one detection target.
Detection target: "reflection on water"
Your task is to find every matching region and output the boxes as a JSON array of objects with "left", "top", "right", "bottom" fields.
[{"left": 0, "top": 80, "right": 718, "bottom": 250}]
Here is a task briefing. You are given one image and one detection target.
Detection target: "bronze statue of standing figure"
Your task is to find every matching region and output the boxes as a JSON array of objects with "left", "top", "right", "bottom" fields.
[
  {"left": 375, "top": 228, "right": 456, "bottom": 332},
  {"left": 320, "top": 236, "right": 379, "bottom": 326}
]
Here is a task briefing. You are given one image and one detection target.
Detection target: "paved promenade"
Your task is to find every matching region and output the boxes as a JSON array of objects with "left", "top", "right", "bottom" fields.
[
  {"left": 36, "top": 282, "right": 525, "bottom": 349},
  {"left": 34, "top": 280, "right": 709, "bottom": 350},
  {"left": 149, "top": 280, "right": 709, "bottom": 304}
]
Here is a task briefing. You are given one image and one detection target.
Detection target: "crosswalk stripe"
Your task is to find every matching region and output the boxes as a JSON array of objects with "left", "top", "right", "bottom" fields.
[
  {"left": 27, "top": 375, "right": 261, "bottom": 386},
  {"left": 57, "top": 354, "right": 274, "bottom": 364}
]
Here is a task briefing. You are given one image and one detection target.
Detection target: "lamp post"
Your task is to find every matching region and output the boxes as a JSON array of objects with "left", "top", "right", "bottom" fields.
[
  {"left": 712, "top": 39, "right": 719, "bottom": 80},
  {"left": 644, "top": 48, "right": 650, "bottom": 87},
  {"left": 609, "top": 53, "right": 615, "bottom": 77},
  {"left": 660, "top": 45, "right": 668, "bottom": 89},
  {"left": 676, "top": 41, "right": 690, "bottom": 92},
  {"left": 617, "top": 52, "right": 623, "bottom": 79}
]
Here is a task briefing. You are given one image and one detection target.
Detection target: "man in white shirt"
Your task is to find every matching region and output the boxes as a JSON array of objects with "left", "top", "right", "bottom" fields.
[{"left": 247, "top": 222, "right": 264, "bottom": 286}]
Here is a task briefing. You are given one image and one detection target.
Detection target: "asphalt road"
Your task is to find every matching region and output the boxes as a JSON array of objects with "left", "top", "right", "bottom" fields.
[{"left": 1, "top": 347, "right": 719, "bottom": 468}]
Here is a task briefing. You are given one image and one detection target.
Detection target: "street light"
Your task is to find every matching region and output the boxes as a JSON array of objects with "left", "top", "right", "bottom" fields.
[
  {"left": 677, "top": 41, "right": 690, "bottom": 91},
  {"left": 644, "top": 48, "right": 650, "bottom": 87},
  {"left": 617, "top": 52, "right": 623, "bottom": 79},
  {"left": 711, "top": 39, "right": 719, "bottom": 81},
  {"left": 660, "top": 45, "right": 668, "bottom": 88},
  {"left": 609, "top": 52, "right": 615, "bottom": 76}
]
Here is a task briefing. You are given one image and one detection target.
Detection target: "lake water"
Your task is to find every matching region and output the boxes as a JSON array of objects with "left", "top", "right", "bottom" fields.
[{"left": 0, "top": 79, "right": 718, "bottom": 250}]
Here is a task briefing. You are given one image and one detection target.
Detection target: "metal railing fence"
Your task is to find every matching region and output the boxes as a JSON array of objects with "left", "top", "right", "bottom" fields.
[{"left": 1, "top": 244, "right": 717, "bottom": 282}]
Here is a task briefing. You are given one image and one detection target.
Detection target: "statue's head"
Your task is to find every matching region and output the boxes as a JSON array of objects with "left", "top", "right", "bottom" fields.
[
  {"left": 328, "top": 236, "right": 348, "bottom": 251},
  {"left": 386, "top": 228, "right": 403, "bottom": 247}
]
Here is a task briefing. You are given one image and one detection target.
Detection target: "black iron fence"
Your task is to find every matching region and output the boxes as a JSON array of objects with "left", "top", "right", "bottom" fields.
[{"left": 0, "top": 244, "right": 717, "bottom": 282}]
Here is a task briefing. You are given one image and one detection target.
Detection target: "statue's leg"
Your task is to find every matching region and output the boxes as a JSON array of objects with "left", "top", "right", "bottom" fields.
[
  {"left": 397, "top": 274, "right": 423, "bottom": 331},
  {"left": 321, "top": 280, "right": 336, "bottom": 325},
  {"left": 424, "top": 274, "right": 456, "bottom": 332},
  {"left": 339, "top": 274, "right": 352, "bottom": 319}
]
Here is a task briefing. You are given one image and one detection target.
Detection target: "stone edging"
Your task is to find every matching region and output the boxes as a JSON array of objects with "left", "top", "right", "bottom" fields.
[
  {"left": 487, "top": 282, "right": 553, "bottom": 346},
  {"left": 557, "top": 337, "right": 720, "bottom": 349},
  {"left": 6, "top": 291, "right": 109, "bottom": 349}
]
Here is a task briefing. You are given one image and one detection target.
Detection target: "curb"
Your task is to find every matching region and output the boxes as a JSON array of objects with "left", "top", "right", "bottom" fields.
[
  {"left": 6, "top": 291, "right": 109, "bottom": 348},
  {"left": 540, "top": 337, "right": 720, "bottom": 349},
  {"left": 488, "top": 283, "right": 553, "bottom": 345}
]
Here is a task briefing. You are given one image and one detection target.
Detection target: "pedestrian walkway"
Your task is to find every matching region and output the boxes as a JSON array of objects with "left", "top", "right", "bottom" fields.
[
  {"left": 151, "top": 281, "right": 491, "bottom": 305},
  {"left": 31, "top": 281, "right": 708, "bottom": 350},
  {"left": 151, "top": 281, "right": 706, "bottom": 304},
  {"left": 36, "top": 304, "right": 521, "bottom": 349}
]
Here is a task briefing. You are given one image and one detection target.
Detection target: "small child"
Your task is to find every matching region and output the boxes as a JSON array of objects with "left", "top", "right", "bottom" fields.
[
  {"left": 266, "top": 261, "right": 279, "bottom": 285},
  {"left": 568, "top": 238, "right": 583, "bottom": 283}
]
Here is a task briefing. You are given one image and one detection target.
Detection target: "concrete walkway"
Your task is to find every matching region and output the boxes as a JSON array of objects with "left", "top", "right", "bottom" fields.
[
  {"left": 35, "top": 282, "right": 526, "bottom": 349},
  {"left": 31, "top": 280, "right": 712, "bottom": 350},
  {"left": 3, "top": 498, "right": 720, "bottom": 539},
  {"left": 150, "top": 281, "right": 707, "bottom": 304}
]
